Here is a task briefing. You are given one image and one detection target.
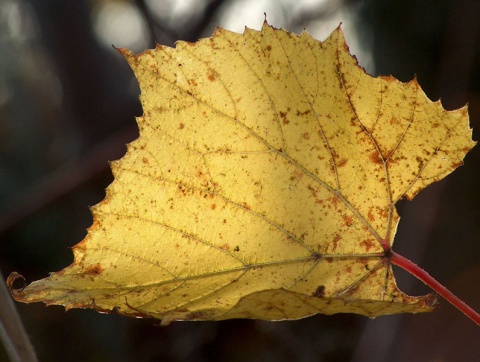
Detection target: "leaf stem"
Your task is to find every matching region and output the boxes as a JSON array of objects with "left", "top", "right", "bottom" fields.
[{"left": 390, "top": 251, "right": 480, "bottom": 326}]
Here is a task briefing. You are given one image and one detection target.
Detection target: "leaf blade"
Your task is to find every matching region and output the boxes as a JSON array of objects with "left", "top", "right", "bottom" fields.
[{"left": 10, "top": 22, "right": 475, "bottom": 323}]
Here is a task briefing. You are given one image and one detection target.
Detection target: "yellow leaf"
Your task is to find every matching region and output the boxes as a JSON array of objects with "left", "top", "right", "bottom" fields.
[{"left": 9, "top": 22, "right": 475, "bottom": 324}]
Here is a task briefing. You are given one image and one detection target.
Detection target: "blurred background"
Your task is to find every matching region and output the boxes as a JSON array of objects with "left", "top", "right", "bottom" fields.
[{"left": 1, "top": 0, "right": 479, "bottom": 361}]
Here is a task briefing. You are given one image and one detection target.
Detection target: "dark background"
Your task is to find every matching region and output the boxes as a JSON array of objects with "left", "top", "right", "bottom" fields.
[{"left": 1, "top": 0, "right": 480, "bottom": 361}]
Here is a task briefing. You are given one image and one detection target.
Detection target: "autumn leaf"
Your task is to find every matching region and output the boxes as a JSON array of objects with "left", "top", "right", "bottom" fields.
[{"left": 9, "top": 22, "right": 476, "bottom": 324}]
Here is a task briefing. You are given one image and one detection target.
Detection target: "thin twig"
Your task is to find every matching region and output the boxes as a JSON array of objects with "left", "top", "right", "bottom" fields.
[{"left": 0, "top": 271, "right": 37, "bottom": 362}]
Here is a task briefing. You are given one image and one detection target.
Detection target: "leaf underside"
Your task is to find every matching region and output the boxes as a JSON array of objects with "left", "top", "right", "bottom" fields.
[{"left": 9, "top": 22, "right": 475, "bottom": 324}]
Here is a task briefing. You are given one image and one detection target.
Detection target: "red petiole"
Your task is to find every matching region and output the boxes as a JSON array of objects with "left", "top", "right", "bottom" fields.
[{"left": 390, "top": 251, "right": 480, "bottom": 326}]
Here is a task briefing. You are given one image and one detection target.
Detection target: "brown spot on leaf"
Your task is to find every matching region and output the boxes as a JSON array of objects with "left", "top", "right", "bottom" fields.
[
  {"left": 332, "top": 234, "right": 342, "bottom": 249},
  {"left": 370, "top": 151, "right": 383, "bottom": 165},
  {"left": 211, "top": 204, "right": 216, "bottom": 210},
  {"left": 360, "top": 239, "right": 376, "bottom": 253},
  {"left": 368, "top": 209, "right": 375, "bottom": 222},
  {"left": 84, "top": 264, "right": 103, "bottom": 280},
  {"left": 389, "top": 116, "right": 400, "bottom": 126},
  {"left": 219, "top": 243, "right": 230, "bottom": 251},
  {"left": 241, "top": 202, "right": 251, "bottom": 210},
  {"left": 85, "top": 263, "right": 103, "bottom": 275},
  {"left": 289, "top": 168, "right": 303, "bottom": 182},
  {"left": 279, "top": 111, "right": 289, "bottom": 125},
  {"left": 337, "top": 158, "right": 347, "bottom": 167},
  {"left": 296, "top": 109, "right": 311, "bottom": 116},
  {"left": 312, "top": 285, "right": 325, "bottom": 298},
  {"left": 179, "top": 123, "right": 185, "bottom": 129},
  {"left": 329, "top": 195, "right": 341, "bottom": 208},
  {"left": 343, "top": 215, "right": 353, "bottom": 227}
]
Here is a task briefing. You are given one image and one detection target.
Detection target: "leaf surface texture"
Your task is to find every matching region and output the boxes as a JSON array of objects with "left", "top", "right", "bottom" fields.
[{"left": 11, "top": 22, "right": 475, "bottom": 323}]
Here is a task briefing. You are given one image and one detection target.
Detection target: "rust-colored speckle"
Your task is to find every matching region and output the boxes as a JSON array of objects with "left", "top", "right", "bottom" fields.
[
  {"left": 142, "top": 157, "right": 148, "bottom": 164},
  {"left": 367, "top": 209, "right": 375, "bottom": 222},
  {"left": 360, "top": 239, "right": 376, "bottom": 253},
  {"left": 211, "top": 204, "right": 216, "bottom": 210},
  {"left": 331, "top": 234, "right": 342, "bottom": 250},
  {"left": 343, "top": 215, "right": 353, "bottom": 227},
  {"left": 177, "top": 185, "right": 185, "bottom": 196},
  {"left": 378, "top": 207, "right": 388, "bottom": 220},
  {"left": 331, "top": 149, "right": 339, "bottom": 160},
  {"left": 279, "top": 113, "right": 289, "bottom": 125},
  {"left": 266, "top": 45, "right": 272, "bottom": 51},
  {"left": 369, "top": 151, "right": 383, "bottom": 165},
  {"left": 337, "top": 158, "right": 347, "bottom": 167},
  {"left": 208, "top": 72, "right": 215, "bottom": 81},
  {"left": 241, "top": 202, "right": 251, "bottom": 210},
  {"left": 289, "top": 168, "right": 303, "bottom": 181},
  {"left": 296, "top": 109, "right": 311, "bottom": 116},
  {"left": 307, "top": 184, "right": 317, "bottom": 198},
  {"left": 86, "top": 264, "right": 102, "bottom": 274},
  {"left": 329, "top": 195, "right": 340, "bottom": 207},
  {"left": 219, "top": 243, "right": 230, "bottom": 251},
  {"left": 389, "top": 117, "right": 400, "bottom": 126},
  {"left": 179, "top": 123, "right": 185, "bottom": 129},
  {"left": 85, "top": 263, "right": 103, "bottom": 277},
  {"left": 415, "top": 156, "right": 424, "bottom": 168}
]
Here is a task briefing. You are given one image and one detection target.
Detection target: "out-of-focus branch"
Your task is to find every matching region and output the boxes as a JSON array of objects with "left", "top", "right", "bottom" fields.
[
  {"left": 0, "top": 126, "right": 137, "bottom": 236},
  {"left": 134, "top": 0, "right": 228, "bottom": 46},
  {"left": 0, "top": 270, "right": 37, "bottom": 362}
]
